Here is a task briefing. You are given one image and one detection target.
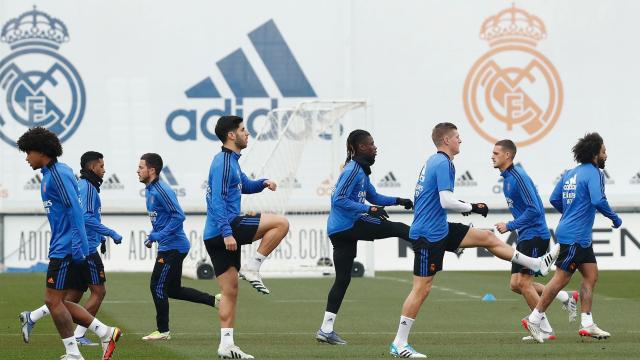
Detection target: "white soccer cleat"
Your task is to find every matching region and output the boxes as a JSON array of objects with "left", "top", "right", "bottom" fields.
[
  {"left": 19, "top": 311, "right": 35, "bottom": 343},
  {"left": 562, "top": 291, "right": 579, "bottom": 322},
  {"left": 538, "top": 243, "right": 560, "bottom": 276},
  {"left": 214, "top": 293, "right": 222, "bottom": 308},
  {"left": 521, "top": 317, "right": 545, "bottom": 343},
  {"left": 522, "top": 329, "right": 556, "bottom": 341},
  {"left": 141, "top": 330, "right": 170, "bottom": 341},
  {"left": 59, "top": 354, "right": 85, "bottom": 360},
  {"left": 389, "top": 343, "right": 427, "bottom": 358},
  {"left": 218, "top": 344, "right": 255, "bottom": 359},
  {"left": 238, "top": 269, "right": 270, "bottom": 295},
  {"left": 102, "top": 327, "right": 122, "bottom": 360},
  {"left": 579, "top": 324, "right": 610, "bottom": 339}
]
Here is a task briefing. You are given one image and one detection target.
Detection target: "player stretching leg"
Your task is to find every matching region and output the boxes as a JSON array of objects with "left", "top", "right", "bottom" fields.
[
  {"left": 521, "top": 133, "right": 620, "bottom": 343},
  {"left": 491, "top": 140, "right": 579, "bottom": 341},
  {"left": 204, "top": 116, "right": 289, "bottom": 359},
  {"left": 17, "top": 128, "right": 122, "bottom": 360},
  {"left": 316, "top": 130, "right": 414, "bottom": 345},
  {"left": 389, "top": 123, "right": 559, "bottom": 358}
]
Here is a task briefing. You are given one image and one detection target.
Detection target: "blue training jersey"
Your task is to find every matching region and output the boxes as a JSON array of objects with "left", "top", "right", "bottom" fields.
[
  {"left": 327, "top": 160, "right": 397, "bottom": 236},
  {"left": 204, "top": 147, "right": 266, "bottom": 240},
  {"left": 145, "top": 179, "right": 190, "bottom": 253},
  {"left": 41, "top": 161, "right": 89, "bottom": 260},
  {"left": 501, "top": 164, "right": 550, "bottom": 241},
  {"left": 410, "top": 152, "right": 455, "bottom": 242},
  {"left": 550, "top": 163, "right": 620, "bottom": 247},
  {"left": 79, "top": 178, "right": 117, "bottom": 254}
]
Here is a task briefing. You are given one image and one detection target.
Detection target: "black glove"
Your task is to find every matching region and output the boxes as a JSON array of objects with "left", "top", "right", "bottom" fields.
[
  {"left": 471, "top": 203, "right": 489, "bottom": 217},
  {"left": 368, "top": 206, "right": 389, "bottom": 220},
  {"left": 396, "top": 198, "right": 414, "bottom": 210},
  {"left": 100, "top": 239, "right": 107, "bottom": 254}
]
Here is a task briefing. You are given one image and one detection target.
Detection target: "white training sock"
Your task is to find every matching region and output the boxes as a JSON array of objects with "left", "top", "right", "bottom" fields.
[
  {"left": 528, "top": 309, "right": 543, "bottom": 324},
  {"left": 74, "top": 325, "right": 88, "bottom": 338},
  {"left": 581, "top": 312, "right": 594, "bottom": 328},
  {"left": 511, "top": 250, "right": 541, "bottom": 271},
  {"left": 246, "top": 252, "right": 267, "bottom": 271},
  {"left": 88, "top": 318, "right": 110, "bottom": 341},
  {"left": 29, "top": 304, "right": 50, "bottom": 323},
  {"left": 220, "top": 328, "right": 234, "bottom": 348},
  {"left": 555, "top": 290, "right": 570, "bottom": 303},
  {"left": 540, "top": 314, "right": 553, "bottom": 333},
  {"left": 393, "top": 316, "right": 415, "bottom": 347},
  {"left": 62, "top": 336, "right": 81, "bottom": 355},
  {"left": 321, "top": 311, "right": 336, "bottom": 333}
]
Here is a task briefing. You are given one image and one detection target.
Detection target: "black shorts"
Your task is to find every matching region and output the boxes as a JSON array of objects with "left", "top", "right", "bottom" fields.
[
  {"left": 412, "top": 222, "right": 470, "bottom": 277},
  {"left": 151, "top": 250, "right": 187, "bottom": 299},
  {"left": 204, "top": 214, "right": 261, "bottom": 277},
  {"left": 329, "top": 217, "right": 410, "bottom": 259},
  {"left": 555, "top": 244, "right": 597, "bottom": 273},
  {"left": 46, "top": 256, "right": 72, "bottom": 290},
  {"left": 70, "top": 252, "right": 106, "bottom": 292},
  {"left": 511, "top": 237, "right": 550, "bottom": 276}
]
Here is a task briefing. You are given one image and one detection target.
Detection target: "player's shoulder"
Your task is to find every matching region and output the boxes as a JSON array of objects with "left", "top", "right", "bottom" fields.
[{"left": 426, "top": 152, "right": 450, "bottom": 170}]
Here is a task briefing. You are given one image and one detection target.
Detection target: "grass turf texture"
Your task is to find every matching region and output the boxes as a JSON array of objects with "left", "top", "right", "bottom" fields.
[{"left": 1, "top": 271, "right": 639, "bottom": 359}]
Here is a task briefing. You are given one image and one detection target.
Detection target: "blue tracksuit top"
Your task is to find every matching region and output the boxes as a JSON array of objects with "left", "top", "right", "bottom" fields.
[
  {"left": 145, "top": 179, "right": 190, "bottom": 253},
  {"left": 500, "top": 164, "right": 550, "bottom": 241},
  {"left": 410, "top": 152, "right": 455, "bottom": 242},
  {"left": 41, "top": 161, "right": 89, "bottom": 260},
  {"left": 327, "top": 160, "right": 397, "bottom": 236},
  {"left": 204, "top": 147, "right": 266, "bottom": 240},
  {"left": 550, "top": 163, "right": 620, "bottom": 247},
  {"left": 79, "top": 178, "right": 117, "bottom": 254}
]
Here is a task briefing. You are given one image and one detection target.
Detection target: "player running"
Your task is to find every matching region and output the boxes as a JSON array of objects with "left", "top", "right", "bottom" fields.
[{"left": 521, "top": 133, "right": 620, "bottom": 343}]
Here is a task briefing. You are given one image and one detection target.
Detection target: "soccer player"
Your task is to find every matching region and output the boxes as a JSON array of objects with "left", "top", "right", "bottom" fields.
[
  {"left": 521, "top": 133, "right": 621, "bottom": 343},
  {"left": 20, "top": 151, "right": 124, "bottom": 346},
  {"left": 389, "top": 123, "right": 559, "bottom": 358},
  {"left": 138, "top": 153, "right": 221, "bottom": 341},
  {"left": 204, "top": 115, "right": 289, "bottom": 359},
  {"left": 16, "top": 127, "right": 122, "bottom": 360},
  {"left": 316, "top": 129, "right": 414, "bottom": 345},
  {"left": 492, "top": 140, "right": 579, "bottom": 341}
]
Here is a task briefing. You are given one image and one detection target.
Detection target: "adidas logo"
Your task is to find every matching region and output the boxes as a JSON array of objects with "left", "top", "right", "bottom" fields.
[
  {"left": 24, "top": 174, "right": 42, "bottom": 190},
  {"left": 378, "top": 171, "right": 401, "bottom": 188},
  {"left": 400, "top": 321, "right": 407, "bottom": 325},
  {"left": 602, "top": 170, "right": 614, "bottom": 185},
  {"left": 630, "top": 172, "right": 640, "bottom": 184},
  {"left": 102, "top": 174, "right": 124, "bottom": 190},
  {"left": 47, "top": 277, "right": 54, "bottom": 284},
  {"left": 563, "top": 174, "right": 577, "bottom": 191},
  {"left": 166, "top": 19, "right": 316, "bottom": 142},
  {"left": 456, "top": 170, "right": 477, "bottom": 187},
  {"left": 327, "top": 318, "right": 333, "bottom": 323},
  {"left": 223, "top": 333, "right": 231, "bottom": 337}
]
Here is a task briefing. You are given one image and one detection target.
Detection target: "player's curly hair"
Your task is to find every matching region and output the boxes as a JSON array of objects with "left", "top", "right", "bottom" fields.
[
  {"left": 345, "top": 129, "right": 371, "bottom": 165},
  {"left": 572, "top": 132, "right": 603, "bottom": 164},
  {"left": 16, "top": 127, "right": 63, "bottom": 158}
]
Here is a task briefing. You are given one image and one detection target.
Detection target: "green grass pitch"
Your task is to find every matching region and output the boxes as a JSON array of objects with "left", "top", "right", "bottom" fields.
[{"left": 1, "top": 271, "right": 639, "bottom": 359}]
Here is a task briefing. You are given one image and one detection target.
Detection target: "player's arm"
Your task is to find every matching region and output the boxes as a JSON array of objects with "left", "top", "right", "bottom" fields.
[
  {"left": 53, "top": 170, "right": 87, "bottom": 261},
  {"left": 549, "top": 175, "right": 564, "bottom": 213},
  {"left": 148, "top": 184, "right": 186, "bottom": 241},
  {"left": 82, "top": 185, "right": 121, "bottom": 243},
  {"left": 364, "top": 181, "right": 398, "bottom": 206},
  {"left": 240, "top": 172, "right": 268, "bottom": 194},
  {"left": 209, "top": 159, "right": 234, "bottom": 238},
  {"left": 333, "top": 167, "right": 370, "bottom": 213},
  {"left": 589, "top": 170, "right": 622, "bottom": 228},
  {"left": 506, "top": 178, "right": 542, "bottom": 231}
]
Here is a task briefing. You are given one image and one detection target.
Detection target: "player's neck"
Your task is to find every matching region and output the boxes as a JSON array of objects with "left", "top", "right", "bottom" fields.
[
  {"left": 223, "top": 143, "right": 242, "bottom": 154},
  {"left": 499, "top": 161, "right": 513, "bottom": 172},
  {"left": 436, "top": 147, "right": 455, "bottom": 160}
]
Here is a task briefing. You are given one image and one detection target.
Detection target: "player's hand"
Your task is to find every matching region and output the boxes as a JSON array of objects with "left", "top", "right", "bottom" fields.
[
  {"left": 111, "top": 231, "right": 123, "bottom": 244},
  {"left": 368, "top": 206, "right": 389, "bottom": 220},
  {"left": 495, "top": 222, "right": 509, "bottom": 234},
  {"left": 471, "top": 203, "right": 489, "bottom": 217},
  {"left": 264, "top": 180, "right": 277, "bottom": 191},
  {"left": 144, "top": 237, "right": 154, "bottom": 248},
  {"left": 396, "top": 198, "right": 414, "bottom": 210},
  {"left": 612, "top": 215, "right": 622, "bottom": 229},
  {"left": 224, "top": 236, "right": 238, "bottom": 251},
  {"left": 100, "top": 239, "right": 107, "bottom": 254}
]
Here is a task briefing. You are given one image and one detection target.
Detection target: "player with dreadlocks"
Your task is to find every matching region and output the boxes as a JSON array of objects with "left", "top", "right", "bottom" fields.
[{"left": 315, "top": 129, "right": 414, "bottom": 345}]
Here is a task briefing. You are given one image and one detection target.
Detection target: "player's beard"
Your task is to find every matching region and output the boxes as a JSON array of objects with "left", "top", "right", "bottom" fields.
[{"left": 597, "top": 157, "right": 606, "bottom": 169}]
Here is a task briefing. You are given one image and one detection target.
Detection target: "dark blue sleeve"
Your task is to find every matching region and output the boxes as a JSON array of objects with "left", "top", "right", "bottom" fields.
[
  {"left": 333, "top": 166, "right": 369, "bottom": 213},
  {"left": 82, "top": 185, "right": 115, "bottom": 237},
  {"left": 209, "top": 156, "right": 233, "bottom": 237},
  {"left": 240, "top": 172, "right": 266, "bottom": 194},
  {"left": 507, "top": 173, "right": 542, "bottom": 231},
  {"left": 148, "top": 183, "right": 185, "bottom": 241},
  {"left": 549, "top": 175, "right": 564, "bottom": 213},
  {"left": 588, "top": 170, "right": 619, "bottom": 222},
  {"left": 365, "top": 180, "right": 397, "bottom": 206},
  {"left": 51, "top": 168, "right": 86, "bottom": 260}
]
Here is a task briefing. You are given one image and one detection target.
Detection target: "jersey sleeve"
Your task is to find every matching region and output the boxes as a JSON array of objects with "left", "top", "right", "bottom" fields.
[
  {"left": 208, "top": 155, "right": 233, "bottom": 237},
  {"left": 588, "top": 169, "right": 618, "bottom": 221},
  {"left": 148, "top": 183, "right": 186, "bottom": 241},
  {"left": 365, "top": 180, "right": 397, "bottom": 206},
  {"left": 51, "top": 168, "right": 87, "bottom": 260},
  {"left": 549, "top": 175, "right": 564, "bottom": 213},
  {"left": 507, "top": 172, "right": 542, "bottom": 231},
  {"left": 240, "top": 172, "right": 266, "bottom": 194},
  {"left": 332, "top": 165, "right": 369, "bottom": 213},
  {"left": 82, "top": 184, "right": 116, "bottom": 237}
]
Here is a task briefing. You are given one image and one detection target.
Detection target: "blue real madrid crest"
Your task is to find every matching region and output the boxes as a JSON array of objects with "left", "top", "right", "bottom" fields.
[{"left": 0, "top": 6, "right": 86, "bottom": 147}]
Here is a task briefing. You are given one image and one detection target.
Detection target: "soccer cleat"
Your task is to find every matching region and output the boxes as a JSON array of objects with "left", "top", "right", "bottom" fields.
[
  {"left": 101, "top": 327, "right": 122, "bottom": 360},
  {"left": 522, "top": 329, "right": 557, "bottom": 341},
  {"left": 238, "top": 269, "right": 270, "bottom": 295},
  {"left": 19, "top": 311, "right": 35, "bottom": 343},
  {"left": 214, "top": 293, "right": 222, "bottom": 308},
  {"left": 315, "top": 329, "right": 347, "bottom": 345},
  {"left": 217, "top": 344, "right": 255, "bottom": 359},
  {"left": 538, "top": 243, "right": 560, "bottom": 276},
  {"left": 59, "top": 354, "right": 85, "bottom": 360},
  {"left": 76, "top": 335, "right": 98, "bottom": 346},
  {"left": 579, "top": 324, "right": 610, "bottom": 339},
  {"left": 141, "top": 330, "right": 170, "bottom": 341},
  {"left": 521, "top": 317, "right": 545, "bottom": 343},
  {"left": 562, "top": 291, "right": 579, "bottom": 322},
  {"left": 389, "top": 343, "right": 427, "bottom": 358}
]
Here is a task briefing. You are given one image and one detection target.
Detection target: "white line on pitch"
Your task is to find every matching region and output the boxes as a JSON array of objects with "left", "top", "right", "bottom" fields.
[{"left": 376, "top": 276, "right": 482, "bottom": 299}]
